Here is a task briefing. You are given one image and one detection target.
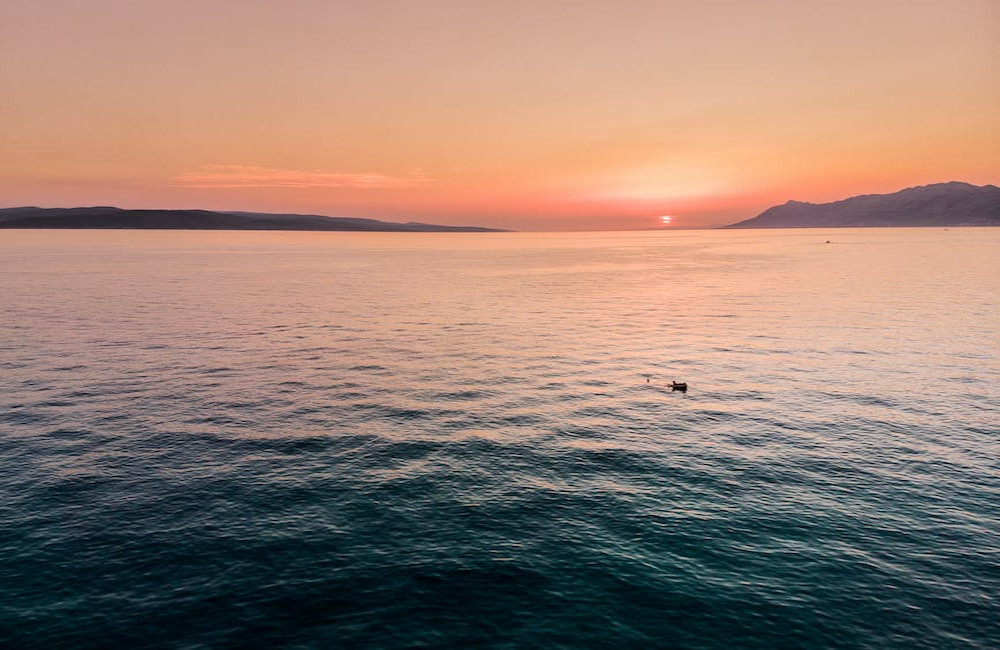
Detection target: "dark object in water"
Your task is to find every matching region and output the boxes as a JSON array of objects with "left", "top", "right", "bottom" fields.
[{"left": 671, "top": 381, "right": 687, "bottom": 392}]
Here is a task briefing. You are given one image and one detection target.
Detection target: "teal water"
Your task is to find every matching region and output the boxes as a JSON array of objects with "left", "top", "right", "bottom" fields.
[{"left": 1, "top": 228, "right": 998, "bottom": 648}]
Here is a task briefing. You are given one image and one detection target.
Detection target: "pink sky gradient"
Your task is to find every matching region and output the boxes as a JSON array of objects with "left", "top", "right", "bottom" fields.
[
  {"left": 173, "top": 165, "right": 427, "bottom": 189},
  {"left": 1, "top": 0, "right": 997, "bottom": 230}
]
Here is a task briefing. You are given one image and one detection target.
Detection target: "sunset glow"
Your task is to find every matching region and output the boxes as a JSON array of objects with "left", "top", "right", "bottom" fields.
[{"left": 1, "top": 0, "right": 997, "bottom": 230}]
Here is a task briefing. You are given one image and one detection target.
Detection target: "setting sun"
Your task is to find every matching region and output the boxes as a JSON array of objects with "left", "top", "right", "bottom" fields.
[
  {"left": 2, "top": 1, "right": 995, "bottom": 230},
  {"left": 1, "top": 1, "right": 998, "bottom": 646}
]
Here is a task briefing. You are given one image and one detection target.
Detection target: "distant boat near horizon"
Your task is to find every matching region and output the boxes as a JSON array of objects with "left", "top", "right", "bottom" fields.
[{"left": 3, "top": 226, "right": 997, "bottom": 649}]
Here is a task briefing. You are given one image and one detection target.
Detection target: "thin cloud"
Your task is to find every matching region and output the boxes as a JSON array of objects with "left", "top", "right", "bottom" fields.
[{"left": 173, "top": 165, "right": 427, "bottom": 189}]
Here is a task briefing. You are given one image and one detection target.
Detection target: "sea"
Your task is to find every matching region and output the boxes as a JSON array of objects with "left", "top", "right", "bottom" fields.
[{"left": 1, "top": 228, "right": 998, "bottom": 649}]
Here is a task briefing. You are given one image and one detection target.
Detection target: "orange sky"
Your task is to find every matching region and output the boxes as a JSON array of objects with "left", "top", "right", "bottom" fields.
[{"left": 1, "top": 0, "right": 997, "bottom": 230}]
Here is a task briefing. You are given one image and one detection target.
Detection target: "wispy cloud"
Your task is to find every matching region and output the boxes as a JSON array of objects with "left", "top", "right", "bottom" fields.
[{"left": 173, "top": 165, "right": 427, "bottom": 189}]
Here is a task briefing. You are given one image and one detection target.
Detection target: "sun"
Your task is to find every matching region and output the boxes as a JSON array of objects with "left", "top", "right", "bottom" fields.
[{"left": 659, "top": 215, "right": 674, "bottom": 225}]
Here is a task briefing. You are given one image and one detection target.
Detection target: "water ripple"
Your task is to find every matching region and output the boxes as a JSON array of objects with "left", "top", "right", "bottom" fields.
[{"left": 1, "top": 229, "right": 998, "bottom": 648}]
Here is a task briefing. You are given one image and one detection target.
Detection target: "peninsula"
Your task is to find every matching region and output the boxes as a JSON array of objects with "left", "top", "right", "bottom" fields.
[
  {"left": 725, "top": 182, "right": 1000, "bottom": 228},
  {"left": 0, "top": 207, "right": 506, "bottom": 232}
]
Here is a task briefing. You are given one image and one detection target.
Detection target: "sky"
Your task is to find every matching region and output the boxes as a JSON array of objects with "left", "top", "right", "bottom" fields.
[{"left": 1, "top": 0, "right": 997, "bottom": 230}]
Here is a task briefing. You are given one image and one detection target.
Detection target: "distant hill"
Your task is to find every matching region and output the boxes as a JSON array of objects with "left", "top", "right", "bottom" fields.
[
  {"left": 724, "top": 182, "right": 1000, "bottom": 228},
  {"left": 0, "top": 207, "right": 507, "bottom": 232}
]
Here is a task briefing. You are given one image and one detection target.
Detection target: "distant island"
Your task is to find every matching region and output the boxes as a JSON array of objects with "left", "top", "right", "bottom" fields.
[
  {"left": 0, "top": 207, "right": 506, "bottom": 232},
  {"left": 725, "top": 182, "right": 1000, "bottom": 228}
]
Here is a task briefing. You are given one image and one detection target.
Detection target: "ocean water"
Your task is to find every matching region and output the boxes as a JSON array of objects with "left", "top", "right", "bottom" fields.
[{"left": 1, "top": 228, "right": 998, "bottom": 649}]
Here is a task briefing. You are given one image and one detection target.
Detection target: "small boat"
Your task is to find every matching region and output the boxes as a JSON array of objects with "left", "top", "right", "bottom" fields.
[{"left": 670, "top": 381, "right": 687, "bottom": 392}]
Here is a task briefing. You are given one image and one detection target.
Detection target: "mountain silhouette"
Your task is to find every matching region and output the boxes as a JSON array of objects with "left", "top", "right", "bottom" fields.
[
  {"left": 725, "top": 182, "right": 1000, "bottom": 228},
  {"left": 0, "top": 207, "right": 506, "bottom": 232}
]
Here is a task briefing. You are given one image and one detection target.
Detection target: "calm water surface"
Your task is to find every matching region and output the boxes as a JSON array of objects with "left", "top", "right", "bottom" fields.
[{"left": 1, "top": 228, "right": 998, "bottom": 648}]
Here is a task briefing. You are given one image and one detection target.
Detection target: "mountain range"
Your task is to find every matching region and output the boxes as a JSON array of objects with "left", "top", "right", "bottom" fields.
[
  {"left": 2, "top": 182, "right": 997, "bottom": 232},
  {"left": 725, "top": 182, "right": 1000, "bottom": 228},
  {"left": 0, "top": 207, "right": 505, "bottom": 232}
]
